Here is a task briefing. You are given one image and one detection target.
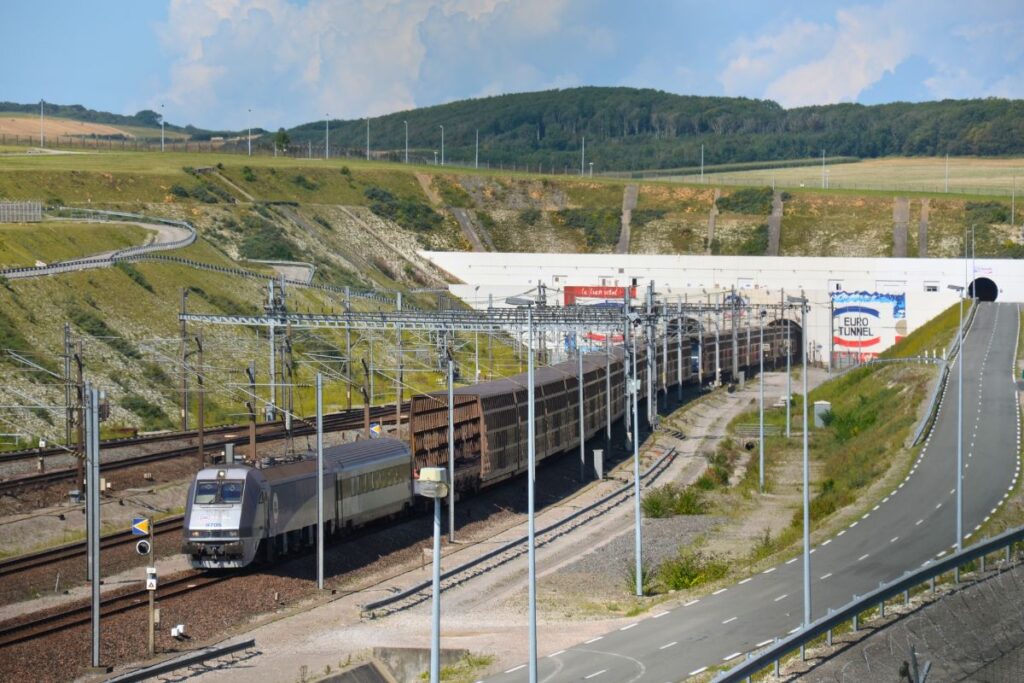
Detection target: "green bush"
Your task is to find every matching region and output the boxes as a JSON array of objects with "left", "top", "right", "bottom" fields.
[
  {"left": 239, "top": 214, "right": 299, "bottom": 260},
  {"left": 119, "top": 394, "right": 173, "bottom": 430},
  {"left": 291, "top": 174, "right": 318, "bottom": 191},
  {"left": 642, "top": 483, "right": 707, "bottom": 517},
  {"left": 475, "top": 210, "right": 496, "bottom": 230},
  {"left": 631, "top": 209, "right": 667, "bottom": 227},
  {"left": 520, "top": 207, "right": 541, "bottom": 225},
  {"left": 716, "top": 187, "right": 773, "bottom": 214},
  {"left": 555, "top": 208, "right": 621, "bottom": 248},
  {"left": 70, "top": 309, "right": 140, "bottom": 359},
  {"left": 115, "top": 262, "right": 154, "bottom": 293},
  {"left": 364, "top": 186, "right": 443, "bottom": 232},
  {"left": 622, "top": 559, "right": 655, "bottom": 596},
  {"left": 434, "top": 177, "right": 474, "bottom": 207},
  {"left": 241, "top": 166, "right": 257, "bottom": 182},
  {"left": 658, "top": 549, "right": 728, "bottom": 591},
  {"left": 736, "top": 224, "right": 769, "bottom": 255},
  {"left": 169, "top": 184, "right": 190, "bottom": 198}
]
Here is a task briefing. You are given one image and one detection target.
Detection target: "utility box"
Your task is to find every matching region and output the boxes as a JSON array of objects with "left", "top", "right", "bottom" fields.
[
  {"left": 813, "top": 401, "right": 832, "bottom": 428},
  {"left": 593, "top": 449, "right": 604, "bottom": 480}
]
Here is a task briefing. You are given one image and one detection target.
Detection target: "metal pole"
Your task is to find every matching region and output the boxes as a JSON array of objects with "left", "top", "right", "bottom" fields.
[
  {"left": 345, "top": 287, "right": 352, "bottom": 410},
  {"left": 827, "top": 297, "right": 833, "bottom": 376},
  {"left": 325, "top": 114, "right": 329, "bottom": 160},
  {"left": 578, "top": 345, "right": 585, "bottom": 481},
  {"left": 430, "top": 495, "right": 441, "bottom": 683},
  {"left": 759, "top": 316, "right": 765, "bottom": 493},
  {"left": 404, "top": 120, "right": 408, "bottom": 164},
  {"left": 316, "top": 373, "right": 324, "bottom": 590},
  {"left": 448, "top": 359, "right": 455, "bottom": 543},
  {"left": 439, "top": 125, "right": 444, "bottom": 166},
  {"left": 88, "top": 385, "right": 101, "bottom": 668},
  {"left": 147, "top": 518, "right": 155, "bottom": 657},
  {"left": 956, "top": 268, "right": 964, "bottom": 553},
  {"left": 581, "top": 136, "right": 585, "bottom": 175},
  {"left": 801, "top": 298, "right": 811, "bottom": 627},
  {"left": 527, "top": 306, "right": 537, "bottom": 683},
  {"left": 785, "top": 289, "right": 791, "bottom": 438},
  {"left": 475, "top": 129, "right": 479, "bottom": 169},
  {"left": 605, "top": 336, "right": 612, "bottom": 443},
  {"left": 633, "top": 333, "right": 642, "bottom": 596},
  {"left": 196, "top": 333, "right": 205, "bottom": 468},
  {"left": 366, "top": 118, "right": 370, "bottom": 161},
  {"left": 676, "top": 303, "right": 683, "bottom": 402}
]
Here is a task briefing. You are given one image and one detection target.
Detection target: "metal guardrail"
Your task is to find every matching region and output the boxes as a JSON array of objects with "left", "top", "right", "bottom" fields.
[
  {"left": 106, "top": 638, "right": 256, "bottom": 682},
  {"left": 714, "top": 524, "right": 1024, "bottom": 682},
  {"left": 362, "top": 446, "right": 677, "bottom": 614}
]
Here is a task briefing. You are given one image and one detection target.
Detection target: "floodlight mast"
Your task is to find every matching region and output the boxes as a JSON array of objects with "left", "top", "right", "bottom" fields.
[{"left": 787, "top": 294, "right": 810, "bottom": 630}]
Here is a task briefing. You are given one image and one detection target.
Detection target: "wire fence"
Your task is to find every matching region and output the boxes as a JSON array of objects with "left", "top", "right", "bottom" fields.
[{"left": 0, "top": 201, "right": 42, "bottom": 222}]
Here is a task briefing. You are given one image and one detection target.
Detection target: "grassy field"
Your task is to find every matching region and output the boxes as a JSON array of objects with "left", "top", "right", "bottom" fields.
[
  {"left": 688, "top": 156, "right": 1024, "bottom": 198},
  {"left": 0, "top": 221, "right": 150, "bottom": 267}
]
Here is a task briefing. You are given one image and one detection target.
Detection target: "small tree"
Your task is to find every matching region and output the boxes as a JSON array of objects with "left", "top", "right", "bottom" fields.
[{"left": 274, "top": 128, "right": 290, "bottom": 151}]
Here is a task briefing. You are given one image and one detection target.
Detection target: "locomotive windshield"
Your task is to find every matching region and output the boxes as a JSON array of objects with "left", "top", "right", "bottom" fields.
[{"left": 194, "top": 480, "right": 245, "bottom": 505}]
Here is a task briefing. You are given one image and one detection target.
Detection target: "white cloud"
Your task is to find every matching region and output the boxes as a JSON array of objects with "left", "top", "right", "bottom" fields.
[{"left": 157, "top": 0, "right": 571, "bottom": 128}]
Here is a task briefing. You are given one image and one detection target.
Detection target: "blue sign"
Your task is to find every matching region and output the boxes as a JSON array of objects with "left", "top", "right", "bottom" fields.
[{"left": 131, "top": 517, "right": 150, "bottom": 536}]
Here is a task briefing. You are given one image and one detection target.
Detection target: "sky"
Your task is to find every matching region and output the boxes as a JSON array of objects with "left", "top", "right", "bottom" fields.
[{"left": 2, "top": 0, "right": 1022, "bottom": 130}]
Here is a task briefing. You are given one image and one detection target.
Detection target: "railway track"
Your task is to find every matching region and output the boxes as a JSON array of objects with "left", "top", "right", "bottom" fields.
[
  {"left": 0, "top": 516, "right": 184, "bottom": 580},
  {"left": 0, "top": 404, "right": 410, "bottom": 465},
  {"left": 0, "top": 404, "right": 408, "bottom": 494},
  {"left": 364, "top": 446, "right": 677, "bottom": 618},
  {"left": 0, "top": 570, "right": 229, "bottom": 648}
]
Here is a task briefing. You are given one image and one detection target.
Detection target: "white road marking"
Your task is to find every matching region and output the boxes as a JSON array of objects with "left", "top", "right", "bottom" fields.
[
  {"left": 786, "top": 558, "right": 798, "bottom": 564},
  {"left": 774, "top": 594, "right": 788, "bottom": 602},
  {"left": 789, "top": 626, "right": 801, "bottom": 634},
  {"left": 872, "top": 505, "right": 880, "bottom": 511},
  {"left": 584, "top": 669, "right": 606, "bottom": 679},
  {"left": 722, "top": 652, "right": 742, "bottom": 661},
  {"left": 505, "top": 665, "right": 526, "bottom": 673},
  {"left": 916, "top": 519, "right": 924, "bottom": 525},
  {"left": 739, "top": 578, "right": 752, "bottom": 585},
  {"left": 838, "top": 530, "right": 847, "bottom": 536},
  {"left": 585, "top": 636, "right": 603, "bottom": 644},
  {"left": 756, "top": 639, "right": 774, "bottom": 648},
  {"left": 689, "top": 667, "right": 708, "bottom": 676},
  {"left": 882, "top": 497, "right": 889, "bottom": 503},
  {"left": 820, "top": 572, "right": 833, "bottom": 580},
  {"left": 713, "top": 588, "right": 728, "bottom": 595},
  {"left": 936, "top": 503, "right": 943, "bottom": 509},
  {"left": 823, "top": 539, "right": 832, "bottom": 546},
  {"left": 620, "top": 623, "right": 638, "bottom": 631},
  {"left": 548, "top": 650, "right": 565, "bottom": 658},
  {"left": 653, "top": 611, "right": 669, "bottom": 619},
  {"left": 858, "top": 553, "right": 870, "bottom": 561},
  {"left": 763, "top": 567, "right": 776, "bottom": 574},
  {"left": 850, "top": 522, "right": 859, "bottom": 528},
  {"left": 684, "top": 599, "right": 699, "bottom": 607},
  {"left": 723, "top": 616, "right": 738, "bottom": 624},
  {"left": 891, "top": 536, "right": 899, "bottom": 543}
]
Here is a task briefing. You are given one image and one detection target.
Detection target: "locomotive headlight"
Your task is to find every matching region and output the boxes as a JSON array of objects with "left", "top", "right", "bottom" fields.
[{"left": 191, "top": 530, "right": 201, "bottom": 537}]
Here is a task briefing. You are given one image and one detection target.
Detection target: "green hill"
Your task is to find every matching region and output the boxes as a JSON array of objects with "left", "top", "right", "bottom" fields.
[{"left": 276, "top": 87, "right": 1024, "bottom": 171}]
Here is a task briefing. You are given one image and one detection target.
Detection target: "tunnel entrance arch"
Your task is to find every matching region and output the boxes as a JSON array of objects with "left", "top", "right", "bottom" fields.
[{"left": 968, "top": 277, "right": 998, "bottom": 302}]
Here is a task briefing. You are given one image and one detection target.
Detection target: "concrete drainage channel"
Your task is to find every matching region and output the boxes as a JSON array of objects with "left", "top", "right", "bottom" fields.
[{"left": 362, "top": 446, "right": 677, "bottom": 617}]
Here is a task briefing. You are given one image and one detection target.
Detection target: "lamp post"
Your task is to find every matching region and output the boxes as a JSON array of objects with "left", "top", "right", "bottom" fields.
[
  {"left": 787, "top": 294, "right": 810, "bottom": 628},
  {"left": 439, "top": 125, "right": 444, "bottom": 166},
  {"left": 416, "top": 467, "right": 450, "bottom": 683},
  {"left": 404, "top": 120, "right": 409, "bottom": 163},
  {"left": 759, "top": 307, "right": 766, "bottom": 493},
  {"left": 949, "top": 282, "right": 965, "bottom": 556},
  {"left": 506, "top": 296, "right": 538, "bottom": 682}
]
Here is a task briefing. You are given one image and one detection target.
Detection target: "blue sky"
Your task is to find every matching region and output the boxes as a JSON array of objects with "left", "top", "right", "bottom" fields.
[{"left": 2, "top": 0, "right": 1022, "bottom": 130}]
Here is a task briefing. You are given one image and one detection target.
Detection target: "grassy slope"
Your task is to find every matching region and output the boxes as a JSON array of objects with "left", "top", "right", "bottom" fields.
[
  {"left": 0, "top": 222, "right": 149, "bottom": 267},
  {"left": 881, "top": 300, "right": 971, "bottom": 359}
]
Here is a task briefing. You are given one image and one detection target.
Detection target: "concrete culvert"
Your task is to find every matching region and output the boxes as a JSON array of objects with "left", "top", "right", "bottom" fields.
[{"left": 744, "top": 441, "right": 756, "bottom": 451}]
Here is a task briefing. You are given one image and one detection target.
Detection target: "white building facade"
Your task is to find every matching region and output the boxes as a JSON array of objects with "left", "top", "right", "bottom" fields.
[{"left": 422, "top": 251, "right": 1024, "bottom": 364}]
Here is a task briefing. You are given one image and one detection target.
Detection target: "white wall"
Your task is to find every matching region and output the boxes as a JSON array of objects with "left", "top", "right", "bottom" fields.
[{"left": 423, "top": 251, "right": 1024, "bottom": 360}]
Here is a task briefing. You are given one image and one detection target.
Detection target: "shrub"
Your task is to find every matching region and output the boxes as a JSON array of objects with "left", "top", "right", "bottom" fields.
[
  {"left": 239, "top": 214, "right": 299, "bottom": 261},
  {"left": 475, "top": 210, "right": 496, "bottom": 230},
  {"left": 555, "top": 208, "right": 621, "bottom": 248},
  {"left": 292, "top": 174, "right": 318, "bottom": 191},
  {"left": 241, "top": 166, "right": 257, "bottom": 182},
  {"left": 115, "top": 262, "right": 154, "bottom": 293},
  {"left": 642, "top": 483, "right": 707, "bottom": 517},
  {"left": 658, "top": 549, "right": 728, "bottom": 591},
  {"left": 622, "top": 559, "right": 655, "bottom": 596},
  {"left": 631, "top": 209, "right": 667, "bottom": 227},
  {"left": 736, "top": 224, "right": 769, "bottom": 255},
  {"left": 70, "top": 309, "right": 140, "bottom": 359},
  {"left": 716, "top": 186, "right": 773, "bottom": 214},
  {"left": 520, "top": 207, "right": 541, "bottom": 225},
  {"left": 312, "top": 214, "right": 332, "bottom": 230},
  {"left": 119, "top": 394, "right": 173, "bottom": 430},
  {"left": 339, "top": 166, "right": 351, "bottom": 176},
  {"left": 364, "top": 186, "right": 443, "bottom": 232},
  {"left": 169, "top": 184, "right": 190, "bottom": 198}
]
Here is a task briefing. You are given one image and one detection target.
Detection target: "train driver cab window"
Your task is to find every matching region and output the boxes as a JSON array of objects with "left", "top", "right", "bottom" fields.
[{"left": 194, "top": 480, "right": 245, "bottom": 505}]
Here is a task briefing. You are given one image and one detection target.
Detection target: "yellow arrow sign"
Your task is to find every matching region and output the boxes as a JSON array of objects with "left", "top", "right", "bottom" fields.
[{"left": 132, "top": 517, "right": 150, "bottom": 536}]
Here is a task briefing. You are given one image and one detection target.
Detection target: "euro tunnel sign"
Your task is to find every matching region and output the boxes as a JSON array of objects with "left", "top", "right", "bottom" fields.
[
  {"left": 370, "top": 423, "right": 382, "bottom": 438},
  {"left": 132, "top": 517, "right": 150, "bottom": 536}
]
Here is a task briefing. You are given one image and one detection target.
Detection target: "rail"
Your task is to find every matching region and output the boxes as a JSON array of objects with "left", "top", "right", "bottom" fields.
[
  {"left": 362, "top": 446, "right": 677, "bottom": 614},
  {"left": 714, "top": 524, "right": 1024, "bottom": 682},
  {"left": 108, "top": 639, "right": 257, "bottom": 682}
]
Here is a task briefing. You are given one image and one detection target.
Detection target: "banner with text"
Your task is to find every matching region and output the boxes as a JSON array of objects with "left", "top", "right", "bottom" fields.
[
  {"left": 831, "top": 291, "right": 907, "bottom": 360},
  {"left": 564, "top": 285, "right": 637, "bottom": 306}
]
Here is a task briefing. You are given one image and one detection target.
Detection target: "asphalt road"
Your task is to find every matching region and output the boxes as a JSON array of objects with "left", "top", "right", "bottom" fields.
[{"left": 487, "top": 302, "right": 1022, "bottom": 682}]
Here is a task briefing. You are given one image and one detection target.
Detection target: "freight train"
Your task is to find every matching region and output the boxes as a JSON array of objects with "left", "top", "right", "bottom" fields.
[{"left": 183, "top": 319, "right": 799, "bottom": 569}]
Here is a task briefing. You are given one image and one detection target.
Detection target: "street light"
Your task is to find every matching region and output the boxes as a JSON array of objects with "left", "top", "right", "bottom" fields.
[
  {"left": 416, "top": 467, "right": 450, "bottom": 683},
  {"left": 505, "top": 295, "right": 538, "bottom": 683},
  {"left": 949, "top": 282, "right": 965, "bottom": 558},
  {"left": 787, "top": 294, "right": 810, "bottom": 630},
  {"left": 439, "top": 125, "right": 444, "bottom": 166},
  {"left": 759, "top": 307, "right": 766, "bottom": 493}
]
